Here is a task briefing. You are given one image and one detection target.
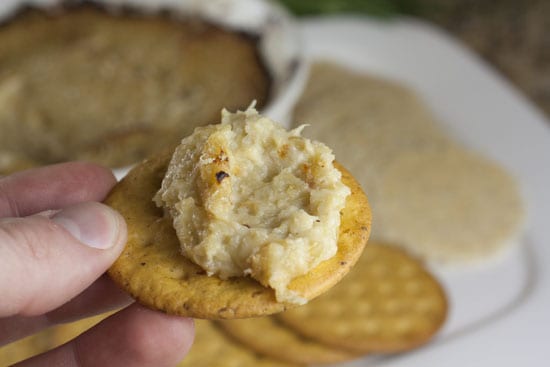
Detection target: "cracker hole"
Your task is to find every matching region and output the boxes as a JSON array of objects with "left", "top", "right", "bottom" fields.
[
  {"left": 383, "top": 299, "right": 406, "bottom": 314},
  {"left": 405, "top": 280, "right": 422, "bottom": 295},
  {"left": 334, "top": 322, "right": 351, "bottom": 335},
  {"left": 398, "top": 265, "right": 418, "bottom": 278},
  {"left": 393, "top": 318, "right": 414, "bottom": 335},
  {"left": 356, "top": 302, "right": 372, "bottom": 315},
  {"left": 324, "top": 302, "right": 343, "bottom": 316},
  {"left": 251, "top": 290, "right": 263, "bottom": 298},
  {"left": 377, "top": 282, "right": 395, "bottom": 295}
]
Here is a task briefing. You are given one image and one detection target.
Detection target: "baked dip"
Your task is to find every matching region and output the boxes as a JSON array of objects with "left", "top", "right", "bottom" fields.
[
  {"left": 0, "top": 3, "right": 270, "bottom": 171},
  {"left": 154, "top": 106, "right": 350, "bottom": 304}
]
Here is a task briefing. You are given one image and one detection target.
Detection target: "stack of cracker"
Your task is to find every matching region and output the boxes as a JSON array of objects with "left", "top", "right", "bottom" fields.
[
  {"left": 293, "top": 62, "right": 525, "bottom": 266},
  {"left": 214, "top": 242, "right": 447, "bottom": 365},
  {"left": 0, "top": 243, "right": 449, "bottom": 366}
]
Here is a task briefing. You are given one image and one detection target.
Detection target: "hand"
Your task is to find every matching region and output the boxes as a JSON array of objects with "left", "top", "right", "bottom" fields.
[{"left": 0, "top": 163, "right": 194, "bottom": 366}]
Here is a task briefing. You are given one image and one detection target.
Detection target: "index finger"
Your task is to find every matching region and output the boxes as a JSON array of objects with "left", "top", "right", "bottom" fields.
[{"left": 0, "top": 162, "right": 117, "bottom": 218}]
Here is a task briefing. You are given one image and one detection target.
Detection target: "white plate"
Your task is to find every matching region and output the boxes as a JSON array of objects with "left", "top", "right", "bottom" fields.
[{"left": 298, "top": 16, "right": 550, "bottom": 366}]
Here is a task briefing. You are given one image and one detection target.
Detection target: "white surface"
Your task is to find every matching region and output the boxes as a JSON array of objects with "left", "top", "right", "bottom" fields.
[{"left": 299, "top": 17, "right": 550, "bottom": 366}]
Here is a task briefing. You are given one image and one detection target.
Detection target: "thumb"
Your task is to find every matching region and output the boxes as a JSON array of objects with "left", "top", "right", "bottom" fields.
[{"left": 0, "top": 202, "right": 127, "bottom": 317}]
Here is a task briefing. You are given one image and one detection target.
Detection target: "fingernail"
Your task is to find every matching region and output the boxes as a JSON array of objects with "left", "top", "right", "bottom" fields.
[{"left": 52, "top": 202, "right": 123, "bottom": 249}]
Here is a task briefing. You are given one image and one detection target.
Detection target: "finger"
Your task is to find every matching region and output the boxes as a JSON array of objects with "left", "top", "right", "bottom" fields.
[
  {"left": 0, "top": 162, "right": 116, "bottom": 218},
  {"left": 0, "top": 202, "right": 127, "bottom": 318},
  {"left": 0, "top": 275, "right": 133, "bottom": 345},
  {"left": 16, "top": 304, "right": 195, "bottom": 367},
  {"left": 46, "top": 274, "right": 132, "bottom": 323}
]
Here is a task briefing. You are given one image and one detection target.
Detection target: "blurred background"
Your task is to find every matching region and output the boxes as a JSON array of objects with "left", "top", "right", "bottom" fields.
[
  {"left": 1, "top": 0, "right": 548, "bottom": 176},
  {"left": 278, "top": 0, "right": 550, "bottom": 118},
  {"left": 0, "top": 0, "right": 548, "bottom": 366}
]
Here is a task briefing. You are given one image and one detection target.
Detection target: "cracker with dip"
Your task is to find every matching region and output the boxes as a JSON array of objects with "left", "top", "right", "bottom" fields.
[{"left": 106, "top": 107, "right": 371, "bottom": 319}]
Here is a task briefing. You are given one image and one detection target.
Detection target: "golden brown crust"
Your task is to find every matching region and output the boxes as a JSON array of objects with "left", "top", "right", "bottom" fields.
[{"left": 106, "top": 151, "right": 371, "bottom": 319}]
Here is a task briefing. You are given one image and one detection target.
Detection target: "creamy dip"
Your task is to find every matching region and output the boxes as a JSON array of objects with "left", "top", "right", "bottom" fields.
[{"left": 154, "top": 106, "right": 350, "bottom": 304}]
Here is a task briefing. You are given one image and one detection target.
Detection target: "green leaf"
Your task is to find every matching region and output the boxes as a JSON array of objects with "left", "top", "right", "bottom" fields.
[{"left": 277, "top": 0, "right": 422, "bottom": 17}]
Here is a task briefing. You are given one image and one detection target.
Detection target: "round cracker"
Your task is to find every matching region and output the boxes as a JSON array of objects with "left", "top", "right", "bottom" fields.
[
  {"left": 179, "top": 320, "right": 298, "bottom": 367},
  {"left": 218, "top": 316, "right": 355, "bottom": 364},
  {"left": 375, "top": 146, "right": 524, "bottom": 264},
  {"left": 292, "top": 62, "right": 451, "bottom": 201},
  {"left": 277, "top": 242, "right": 448, "bottom": 353},
  {"left": 106, "top": 151, "right": 371, "bottom": 319}
]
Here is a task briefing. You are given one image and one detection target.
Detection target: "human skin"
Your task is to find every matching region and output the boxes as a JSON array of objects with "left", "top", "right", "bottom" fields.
[{"left": 0, "top": 163, "right": 194, "bottom": 366}]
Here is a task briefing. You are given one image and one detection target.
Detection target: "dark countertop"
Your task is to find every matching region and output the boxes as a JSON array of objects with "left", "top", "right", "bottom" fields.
[{"left": 419, "top": 0, "right": 550, "bottom": 119}]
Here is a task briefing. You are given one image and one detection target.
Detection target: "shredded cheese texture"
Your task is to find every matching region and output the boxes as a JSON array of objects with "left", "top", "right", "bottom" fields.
[{"left": 154, "top": 107, "right": 350, "bottom": 304}]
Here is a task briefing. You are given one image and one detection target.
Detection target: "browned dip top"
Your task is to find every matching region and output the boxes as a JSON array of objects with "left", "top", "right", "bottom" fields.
[
  {"left": 0, "top": 4, "right": 270, "bottom": 169},
  {"left": 154, "top": 107, "right": 350, "bottom": 304}
]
